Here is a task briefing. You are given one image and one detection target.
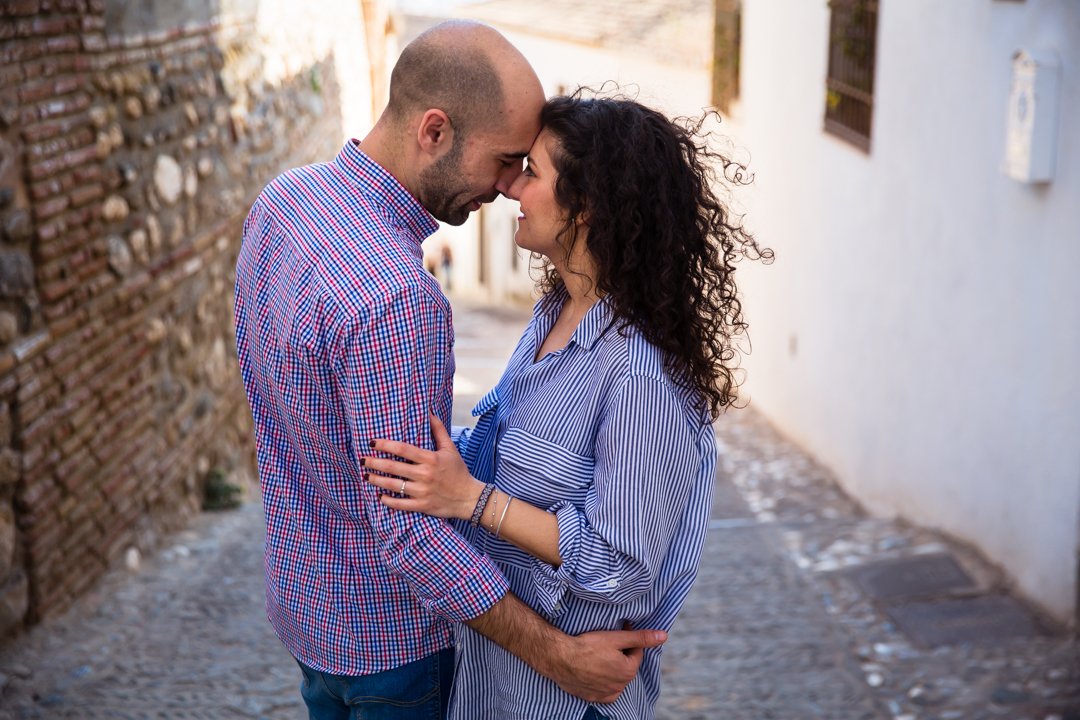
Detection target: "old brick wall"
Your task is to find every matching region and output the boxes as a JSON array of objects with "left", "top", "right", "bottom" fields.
[{"left": 0, "top": 0, "right": 353, "bottom": 635}]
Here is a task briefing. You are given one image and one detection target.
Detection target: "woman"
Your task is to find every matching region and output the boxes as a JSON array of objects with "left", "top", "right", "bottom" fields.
[{"left": 364, "top": 91, "right": 771, "bottom": 719}]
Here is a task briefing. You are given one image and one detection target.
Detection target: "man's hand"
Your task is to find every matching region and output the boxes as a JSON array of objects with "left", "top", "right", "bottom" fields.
[
  {"left": 544, "top": 628, "right": 668, "bottom": 704},
  {"left": 466, "top": 593, "right": 667, "bottom": 705}
]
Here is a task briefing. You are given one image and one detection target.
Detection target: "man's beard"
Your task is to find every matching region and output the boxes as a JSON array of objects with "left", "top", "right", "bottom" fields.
[{"left": 418, "top": 139, "right": 473, "bottom": 226}]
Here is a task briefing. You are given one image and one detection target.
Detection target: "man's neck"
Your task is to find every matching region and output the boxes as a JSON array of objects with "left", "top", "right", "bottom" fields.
[{"left": 359, "top": 121, "right": 414, "bottom": 196}]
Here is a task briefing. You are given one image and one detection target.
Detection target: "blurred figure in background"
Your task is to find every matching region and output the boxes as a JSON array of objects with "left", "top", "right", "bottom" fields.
[{"left": 439, "top": 241, "right": 454, "bottom": 292}]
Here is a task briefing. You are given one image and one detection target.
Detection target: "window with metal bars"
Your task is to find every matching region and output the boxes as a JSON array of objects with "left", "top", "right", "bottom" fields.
[
  {"left": 712, "top": 0, "right": 742, "bottom": 113},
  {"left": 824, "top": 0, "right": 879, "bottom": 151}
]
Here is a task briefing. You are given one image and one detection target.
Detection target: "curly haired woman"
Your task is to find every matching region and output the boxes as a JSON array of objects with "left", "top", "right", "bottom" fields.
[{"left": 363, "top": 91, "right": 772, "bottom": 720}]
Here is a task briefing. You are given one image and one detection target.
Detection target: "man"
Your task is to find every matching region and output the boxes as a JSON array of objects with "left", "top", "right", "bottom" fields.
[{"left": 233, "top": 20, "right": 665, "bottom": 719}]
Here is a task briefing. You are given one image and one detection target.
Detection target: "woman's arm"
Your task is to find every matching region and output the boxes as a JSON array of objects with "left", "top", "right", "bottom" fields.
[
  {"left": 368, "top": 376, "right": 707, "bottom": 613},
  {"left": 365, "top": 414, "right": 563, "bottom": 565},
  {"left": 524, "top": 376, "right": 706, "bottom": 614}
]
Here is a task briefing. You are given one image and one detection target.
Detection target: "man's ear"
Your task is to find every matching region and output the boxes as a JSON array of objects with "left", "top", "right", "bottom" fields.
[{"left": 416, "top": 109, "right": 454, "bottom": 158}]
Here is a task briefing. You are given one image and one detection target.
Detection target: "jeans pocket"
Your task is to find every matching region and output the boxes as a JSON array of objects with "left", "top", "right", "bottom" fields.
[{"left": 346, "top": 650, "right": 445, "bottom": 711}]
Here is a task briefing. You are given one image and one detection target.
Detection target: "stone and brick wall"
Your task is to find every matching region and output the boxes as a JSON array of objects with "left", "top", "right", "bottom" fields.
[{"left": 0, "top": 0, "right": 356, "bottom": 636}]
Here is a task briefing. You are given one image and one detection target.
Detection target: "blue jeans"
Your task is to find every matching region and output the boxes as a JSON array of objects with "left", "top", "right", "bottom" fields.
[{"left": 296, "top": 648, "right": 454, "bottom": 720}]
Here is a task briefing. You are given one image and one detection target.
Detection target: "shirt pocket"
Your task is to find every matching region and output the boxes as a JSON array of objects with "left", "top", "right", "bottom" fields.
[{"left": 497, "top": 426, "right": 594, "bottom": 506}]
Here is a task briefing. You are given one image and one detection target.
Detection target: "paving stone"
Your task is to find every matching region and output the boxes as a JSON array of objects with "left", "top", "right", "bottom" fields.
[
  {"left": 844, "top": 553, "right": 978, "bottom": 602},
  {"left": 886, "top": 595, "right": 1048, "bottom": 648}
]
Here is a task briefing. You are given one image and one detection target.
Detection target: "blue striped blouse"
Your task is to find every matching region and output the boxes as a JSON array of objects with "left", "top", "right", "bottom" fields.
[{"left": 449, "top": 287, "right": 717, "bottom": 720}]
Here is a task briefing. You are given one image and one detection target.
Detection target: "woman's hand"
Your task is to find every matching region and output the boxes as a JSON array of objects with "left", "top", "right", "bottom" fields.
[{"left": 365, "top": 414, "right": 485, "bottom": 521}]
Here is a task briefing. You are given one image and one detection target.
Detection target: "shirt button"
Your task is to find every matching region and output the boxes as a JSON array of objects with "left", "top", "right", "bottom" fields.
[
  {"left": 606, "top": 579, "right": 618, "bottom": 589},
  {"left": 553, "top": 602, "right": 563, "bottom": 613}
]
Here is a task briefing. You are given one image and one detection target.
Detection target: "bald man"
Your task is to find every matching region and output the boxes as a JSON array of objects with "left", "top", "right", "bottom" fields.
[{"left": 234, "top": 21, "right": 664, "bottom": 720}]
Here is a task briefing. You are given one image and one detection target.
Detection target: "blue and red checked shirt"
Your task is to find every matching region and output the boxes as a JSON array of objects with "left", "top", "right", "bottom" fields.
[{"left": 233, "top": 140, "right": 508, "bottom": 675}]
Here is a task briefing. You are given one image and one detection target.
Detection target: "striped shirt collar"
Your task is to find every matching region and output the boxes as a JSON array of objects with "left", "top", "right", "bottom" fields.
[
  {"left": 535, "top": 284, "right": 618, "bottom": 352},
  {"left": 334, "top": 139, "right": 440, "bottom": 246}
]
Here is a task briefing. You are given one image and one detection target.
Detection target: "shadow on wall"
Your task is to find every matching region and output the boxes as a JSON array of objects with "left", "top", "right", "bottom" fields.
[{"left": 0, "top": 0, "right": 348, "bottom": 639}]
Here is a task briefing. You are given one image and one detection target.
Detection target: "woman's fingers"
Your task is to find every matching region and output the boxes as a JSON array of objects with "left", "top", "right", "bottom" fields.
[
  {"left": 362, "top": 455, "right": 427, "bottom": 482},
  {"left": 366, "top": 471, "right": 419, "bottom": 496},
  {"left": 367, "top": 471, "right": 458, "bottom": 519},
  {"left": 364, "top": 472, "right": 397, "bottom": 493},
  {"left": 377, "top": 492, "right": 421, "bottom": 513},
  {"left": 369, "top": 437, "right": 433, "bottom": 464},
  {"left": 364, "top": 416, "right": 477, "bottom": 522}
]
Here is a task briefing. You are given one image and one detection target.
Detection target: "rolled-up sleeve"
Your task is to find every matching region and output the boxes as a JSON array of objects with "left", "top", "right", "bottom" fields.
[
  {"left": 531, "top": 376, "right": 700, "bottom": 614},
  {"left": 337, "top": 287, "right": 507, "bottom": 622}
]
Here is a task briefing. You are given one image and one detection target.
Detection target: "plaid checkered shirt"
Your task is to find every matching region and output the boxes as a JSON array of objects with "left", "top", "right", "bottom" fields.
[{"left": 233, "top": 140, "right": 508, "bottom": 675}]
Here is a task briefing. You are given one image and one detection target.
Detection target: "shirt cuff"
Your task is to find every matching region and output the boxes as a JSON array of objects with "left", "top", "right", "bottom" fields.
[
  {"left": 422, "top": 551, "right": 509, "bottom": 622},
  {"left": 530, "top": 500, "right": 585, "bottom": 616}
]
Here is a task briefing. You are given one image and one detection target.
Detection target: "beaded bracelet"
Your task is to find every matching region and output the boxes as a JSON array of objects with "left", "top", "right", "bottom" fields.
[{"left": 470, "top": 483, "right": 496, "bottom": 527}]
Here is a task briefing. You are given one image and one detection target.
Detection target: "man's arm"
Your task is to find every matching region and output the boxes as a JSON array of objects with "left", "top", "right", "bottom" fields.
[
  {"left": 338, "top": 287, "right": 508, "bottom": 622},
  {"left": 466, "top": 592, "right": 667, "bottom": 704}
]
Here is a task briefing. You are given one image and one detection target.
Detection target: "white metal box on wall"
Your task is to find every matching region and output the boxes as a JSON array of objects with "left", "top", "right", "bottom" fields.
[{"left": 1004, "top": 48, "right": 1062, "bottom": 183}]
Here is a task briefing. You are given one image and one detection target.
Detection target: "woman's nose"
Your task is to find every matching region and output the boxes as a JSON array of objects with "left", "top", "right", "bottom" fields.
[
  {"left": 496, "top": 157, "right": 527, "bottom": 195},
  {"left": 503, "top": 172, "right": 526, "bottom": 200}
]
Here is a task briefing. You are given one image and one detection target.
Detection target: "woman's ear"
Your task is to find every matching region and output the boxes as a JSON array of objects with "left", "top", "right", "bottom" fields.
[
  {"left": 576, "top": 202, "right": 591, "bottom": 227},
  {"left": 416, "top": 109, "right": 454, "bottom": 158}
]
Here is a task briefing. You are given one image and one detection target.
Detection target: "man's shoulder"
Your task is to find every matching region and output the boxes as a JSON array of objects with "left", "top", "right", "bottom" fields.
[
  {"left": 247, "top": 158, "right": 444, "bottom": 318},
  {"left": 362, "top": 268, "right": 450, "bottom": 319},
  {"left": 260, "top": 160, "right": 407, "bottom": 244},
  {"left": 320, "top": 245, "right": 449, "bottom": 322},
  {"left": 260, "top": 160, "right": 337, "bottom": 207}
]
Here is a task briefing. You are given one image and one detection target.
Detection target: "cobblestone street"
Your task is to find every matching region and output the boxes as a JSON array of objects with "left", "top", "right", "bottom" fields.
[{"left": 0, "top": 301, "right": 1076, "bottom": 719}]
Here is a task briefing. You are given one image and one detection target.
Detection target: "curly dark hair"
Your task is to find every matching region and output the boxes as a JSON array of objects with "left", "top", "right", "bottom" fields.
[{"left": 537, "top": 90, "right": 773, "bottom": 419}]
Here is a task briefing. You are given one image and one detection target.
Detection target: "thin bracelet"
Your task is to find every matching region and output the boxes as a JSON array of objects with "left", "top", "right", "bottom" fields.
[
  {"left": 495, "top": 495, "right": 513, "bottom": 538},
  {"left": 470, "top": 483, "right": 495, "bottom": 526},
  {"left": 487, "top": 490, "right": 498, "bottom": 532}
]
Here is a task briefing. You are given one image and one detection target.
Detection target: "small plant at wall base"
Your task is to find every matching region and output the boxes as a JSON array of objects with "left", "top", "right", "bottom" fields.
[{"left": 202, "top": 468, "right": 243, "bottom": 511}]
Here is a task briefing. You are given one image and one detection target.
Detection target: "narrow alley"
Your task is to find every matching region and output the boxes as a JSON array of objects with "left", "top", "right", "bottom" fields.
[{"left": 0, "top": 301, "right": 1075, "bottom": 720}]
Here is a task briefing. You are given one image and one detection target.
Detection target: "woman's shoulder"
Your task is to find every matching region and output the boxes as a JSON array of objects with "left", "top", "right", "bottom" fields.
[
  {"left": 597, "top": 322, "right": 710, "bottom": 425},
  {"left": 594, "top": 319, "right": 663, "bottom": 375},
  {"left": 596, "top": 324, "right": 671, "bottom": 389}
]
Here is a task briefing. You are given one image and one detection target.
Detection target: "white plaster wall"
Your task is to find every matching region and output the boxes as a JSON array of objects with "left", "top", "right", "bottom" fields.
[{"left": 727, "top": 0, "right": 1080, "bottom": 623}]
